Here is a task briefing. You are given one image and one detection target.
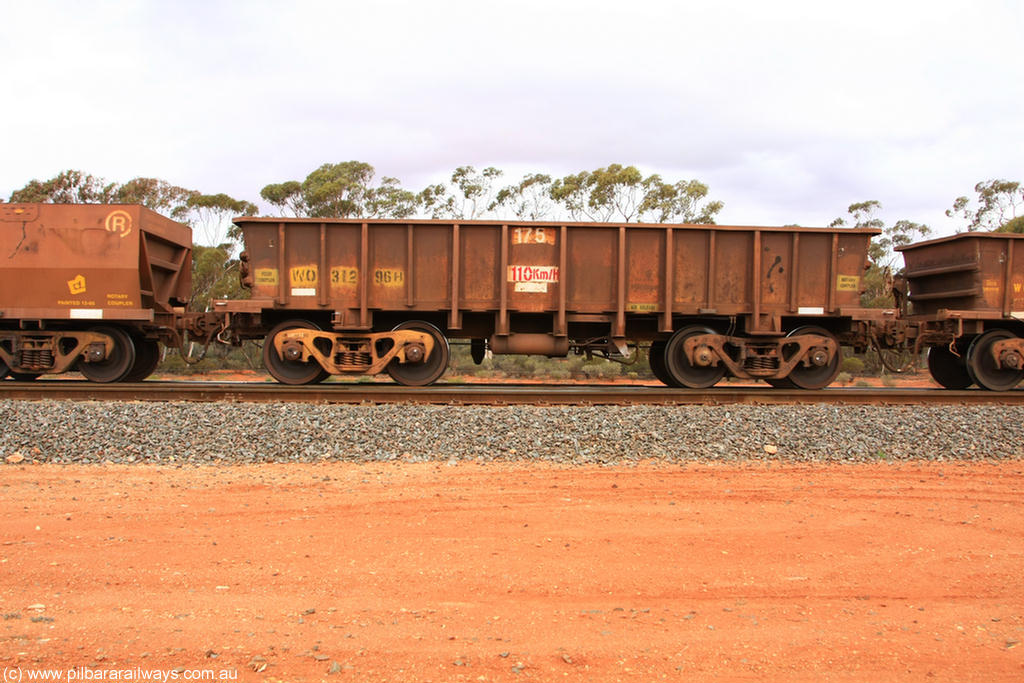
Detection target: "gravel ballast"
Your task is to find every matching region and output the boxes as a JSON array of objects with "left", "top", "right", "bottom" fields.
[{"left": 1, "top": 399, "right": 1020, "bottom": 464}]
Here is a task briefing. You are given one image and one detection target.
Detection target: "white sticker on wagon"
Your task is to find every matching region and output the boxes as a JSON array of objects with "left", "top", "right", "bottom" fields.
[
  {"left": 70, "top": 309, "right": 103, "bottom": 319},
  {"left": 515, "top": 282, "right": 548, "bottom": 293},
  {"left": 1012, "top": 311, "right": 1024, "bottom": 320},
  {"left": 291, "top": 288, "right": 316, "bottom": 297},
  {"left": 797, "top": 307, "right": 825, "bottom": 315},
  {"left": 507, "top": 265, "right": 559, "bottom": 283}
]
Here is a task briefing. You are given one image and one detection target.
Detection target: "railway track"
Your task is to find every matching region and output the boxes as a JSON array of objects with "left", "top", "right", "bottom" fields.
[{"left": 1, "top": 380, "right": 1022, "bottom": 405}]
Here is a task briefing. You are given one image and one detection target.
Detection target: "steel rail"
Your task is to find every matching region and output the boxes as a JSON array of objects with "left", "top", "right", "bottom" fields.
[{"left": 1, "top": 380, "right": 1022, "bottom": 406}]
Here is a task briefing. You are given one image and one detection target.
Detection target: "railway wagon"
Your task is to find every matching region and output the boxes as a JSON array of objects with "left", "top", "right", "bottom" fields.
[
  {"left": 0, "top": 203, "right": 192, "bottom": 382},
  {"left": 898, "top": 232, "right": 1024, "bottom": 390},
  {"left": 220, "top": 217, "right": 880, "bottom": 388}
]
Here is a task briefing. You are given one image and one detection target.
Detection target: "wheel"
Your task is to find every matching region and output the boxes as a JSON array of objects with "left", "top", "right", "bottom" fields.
[
  {"left": 926, "top": 345, "right": 973, "bottom": 389},
  {"left": 77, "top": 326, "right": 136, "bottom": 383},
  {"left": 648, "top": 341, "right": 678, "bottom": 387},
  {"left": 966, "top": 330, "right": 1024, "bottom": 391},
  {"left": 386, "top": 321, "right": 449, "bottom": 386},
  {"left": 263, "top": 320, "right": 331, "bottom": 385},
  {"left": 123, "top": 338, "right": 162, "bottom": 382},
  {"left": 782, "top": 326, "right": 841, "bottom": 390},
  {"left": 664, "top": 326, "right": 725, "bottom": 389}
]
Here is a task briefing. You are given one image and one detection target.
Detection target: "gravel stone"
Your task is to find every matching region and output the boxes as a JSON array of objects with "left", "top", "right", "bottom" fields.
[{"left": 0, "top": 399, "right": 1021, "bottom": 464}]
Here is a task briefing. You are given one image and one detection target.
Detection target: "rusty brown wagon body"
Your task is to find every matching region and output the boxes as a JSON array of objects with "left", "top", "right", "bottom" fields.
[
  {"left": 898, "top": 232, "right": 1024, "bottom": 390},
  {"left": 0, "top": 203, "right": 193, "bottom": 382},
  {"left": 220, "top": 217, "right": 880, "bottom": 388}
]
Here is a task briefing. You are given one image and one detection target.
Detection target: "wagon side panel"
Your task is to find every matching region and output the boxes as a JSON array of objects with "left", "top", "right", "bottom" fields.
[
  {"left": 672, "top": 229, "right": 710, "bottom": 313},
  {"left": 624, "top": 227, "right": 664, "bottom": 314},
  {"left": 565, "top": 226, "right": 615, "bottom": 313},
  {"left": 408, "top": 225, "right": 452, "bottom": 311},
  {"left": 0, "top": 204, "right": 190, "bottom": 322},
  {"left": 1012, "top": 238, "right": 1024, "bottom": 315},
  {"left": 712, "top": 231, "right": 754, "bottom": 313},
  {"left": 325, "top": 224, "right": 362, "bottom": 311},
  {"left": 460, "top": 224, "right": 501, "bottom": 311},
  {"left": 759, "top": 231, "right": 792, "bottom": 309}
]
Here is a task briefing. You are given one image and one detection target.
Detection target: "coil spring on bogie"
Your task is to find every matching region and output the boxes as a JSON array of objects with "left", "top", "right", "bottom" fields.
[
  {"left": 336, "top": 351, "right": 372, "bottom": 370},
  {"left": 18, "top": 349, "right": 54, "bottom": 370},
  {"left": 744, "top": 355, "right": 779, "bottom": 371}
]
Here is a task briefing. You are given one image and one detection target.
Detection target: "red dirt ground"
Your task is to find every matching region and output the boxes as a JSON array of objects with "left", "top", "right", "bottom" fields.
[{"left": 2, "top": 462, "right": 1022, "bottom": 682}]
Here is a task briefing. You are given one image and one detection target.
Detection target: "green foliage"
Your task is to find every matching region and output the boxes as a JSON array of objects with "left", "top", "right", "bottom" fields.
[
  {"left": 419, "top": 165, "right": 504, "bottom": 219},
  {"left": 302, "top": 160, "right": 375, "bottom": 217},
  {"left": 831, "top": 200, "right": 929, "bottom": 307},
  {"left": 190, "top": 244, "right": 248, "bottom": 312},
  {"left": 859, "top": 265, "right": 891, "bottom": 309},
  {"left": 995, "top": 215, "right": 1024, "bottom": 233},
  {"left": 364, "top": 176, "right": 418, "bottom": 219},
  {"left": 947, "top": 179, "right": 1023, "bottom": 232},
  {"left": 830, "top": 200, "right": 884, "bottom": 230},
  {"left": 261, "top": 161, "right": 418, "bottom": 219},
  {"left": 833, "top": 201, "right": 929, "bottom": 267},
  {"left": 549, "top": 164, "right": 645, "bottom": 222},
  {"left": 549, "top": 164, "right": 723, "bottom": 224},
  {"left": 839, "top": 356, "right": 865, "bottom": 374},
  {"left": 182, "top": 193, "right": 259, "bottom": 244},
  {"left": 159, "top": 342, "right": 261, "bottom": 374},
  {"left": 259, "top": 161, "right": 721, "bottom": 225},
  {"left": 447, "top": 344, "right": 651, "bottom": 381},
  {"left": 639, "top": 177, "right": 724, "bottom": 224},
  {"left": 492, "top": 173, "right": 554, "bottom": 220},
  {"left": 259, "top": 181, "right": 303, "bottom": 215},
  {"left": 9, "top": 171, "right": 204, "bottom": 221},
  {"left": 9, "top": 170, "right": 117, "bottom": 204},
  {"left": 115, "top": 177, "right": 195, "bottom": 218}
]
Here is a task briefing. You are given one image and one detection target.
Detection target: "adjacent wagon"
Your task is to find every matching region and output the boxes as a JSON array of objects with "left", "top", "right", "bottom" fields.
[
  {"left": 898, "top": 232, "right": 1024, "bottom": 390},
  {"left": 0, "top": 203, "right": 192, "bottom": 381}
]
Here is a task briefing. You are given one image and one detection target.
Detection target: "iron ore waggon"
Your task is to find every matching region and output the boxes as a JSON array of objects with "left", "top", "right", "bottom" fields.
[
  {"left": 899, "top": 232, "right": 1024, "bottom": 391},
  {"left": 0, "top": 203, "right": 195, "bottom": 382},
  {"left": 7, "top": 202, "right": 1024, "bottom": 391},
  {"left": 219, "top": 217, "right": 881, "bottom": 388}
]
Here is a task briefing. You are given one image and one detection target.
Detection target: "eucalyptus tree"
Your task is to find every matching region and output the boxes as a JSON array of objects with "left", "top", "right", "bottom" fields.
[
  {"left": 549, "top": 164, "right": 723, "bottom": 224},
  {"left": 947, "top": 179, "right": 1023, "bottom": 232}
]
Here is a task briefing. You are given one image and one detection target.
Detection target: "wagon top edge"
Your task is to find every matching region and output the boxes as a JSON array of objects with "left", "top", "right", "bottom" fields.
[
  {"left": 895, "top": 230, "right": 1024, "bottom": 251},
  {"left": 3, "top": 202, "right": 177, "bottom": 217},
  {"left": 1, "top": 202, "right": 192, "bottom": 244},
  {"left": 232, "top": 215, "right": 882, "bottom": 236}
]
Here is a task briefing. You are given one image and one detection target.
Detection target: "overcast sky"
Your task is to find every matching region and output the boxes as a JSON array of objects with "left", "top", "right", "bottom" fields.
[{"left": 2, "top": 0, "right": 1022, "bottom": 236}]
